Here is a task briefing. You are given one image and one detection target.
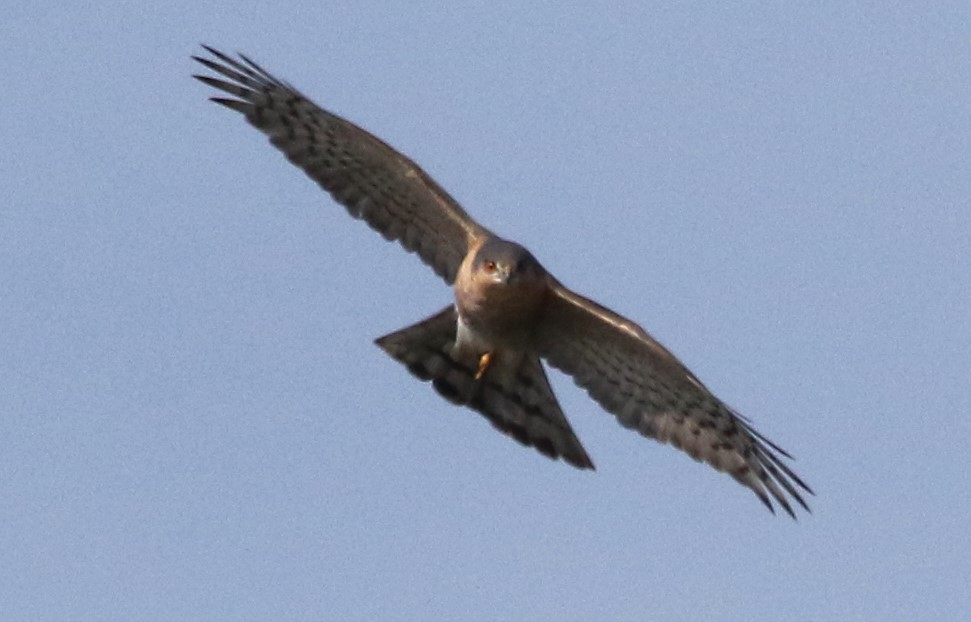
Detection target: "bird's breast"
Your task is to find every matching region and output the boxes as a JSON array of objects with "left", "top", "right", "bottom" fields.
[{"left": 454, "top": 279, "right": 547, "bottom": 350}]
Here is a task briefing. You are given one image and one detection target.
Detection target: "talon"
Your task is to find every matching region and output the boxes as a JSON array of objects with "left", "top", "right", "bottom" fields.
[{"left": 475, "top": 351, "right": 494, "bottom": 381}]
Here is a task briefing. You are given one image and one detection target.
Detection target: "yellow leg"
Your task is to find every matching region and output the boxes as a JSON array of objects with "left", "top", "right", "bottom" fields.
[{"left": 475, "top": 351, "right": 494, "bottom": 381}]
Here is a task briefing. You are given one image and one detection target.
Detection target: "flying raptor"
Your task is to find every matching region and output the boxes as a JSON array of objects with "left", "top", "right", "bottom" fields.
[{"left": 193, "top": 46, "right": 813, "bottom": 517}]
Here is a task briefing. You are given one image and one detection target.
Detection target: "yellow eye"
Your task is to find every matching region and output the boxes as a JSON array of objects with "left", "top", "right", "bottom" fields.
[{"left": 483, "top": 260, "right": 496, "bottom": 273}]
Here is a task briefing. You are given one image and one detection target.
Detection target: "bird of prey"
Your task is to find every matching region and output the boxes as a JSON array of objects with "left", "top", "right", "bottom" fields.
[{"left": 193, "top": 46, "right": 813, "bottom": 517}]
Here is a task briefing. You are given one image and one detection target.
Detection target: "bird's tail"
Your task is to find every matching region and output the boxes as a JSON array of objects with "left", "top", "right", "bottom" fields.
[{"left": 375, "top": 306, "right": 594, "bottom": 469}]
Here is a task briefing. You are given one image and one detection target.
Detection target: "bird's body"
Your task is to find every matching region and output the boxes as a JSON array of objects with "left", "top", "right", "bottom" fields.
[
  {"left": 194, "top": 46, "right": 813, "bottom": 517},
  {"left": 454, "top": 239, "right": 548, "bottom": 356}
]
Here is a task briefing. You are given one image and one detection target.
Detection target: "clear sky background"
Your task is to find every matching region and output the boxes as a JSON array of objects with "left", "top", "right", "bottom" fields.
[{"left": 3, "top": 2, "right": 970, "bottom": 621}]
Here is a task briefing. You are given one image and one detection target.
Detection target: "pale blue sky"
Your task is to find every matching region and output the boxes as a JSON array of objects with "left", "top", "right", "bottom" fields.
[{"left": 3, "top": 2, "right": 970, "bottom": 620}]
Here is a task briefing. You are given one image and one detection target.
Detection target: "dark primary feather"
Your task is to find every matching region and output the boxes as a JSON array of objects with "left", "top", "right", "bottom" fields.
[{"left": 192, "top": 45, "right": 490, "bottom": 284}]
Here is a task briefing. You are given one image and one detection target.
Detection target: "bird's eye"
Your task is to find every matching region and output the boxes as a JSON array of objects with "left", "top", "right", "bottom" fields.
[{"left": 483, "top": 260, "right": 496, "bottom": 273}]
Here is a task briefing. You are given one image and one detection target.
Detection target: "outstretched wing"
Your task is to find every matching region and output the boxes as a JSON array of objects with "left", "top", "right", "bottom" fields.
[
  {"left": 192, "top": 46, "right": 491, "bottom": 284},
  {"left": 536, "top": 284, "right": 814, "bottom": 517},
  {"left": 377, "top": 306, "right": 594, "bottom": 470}
]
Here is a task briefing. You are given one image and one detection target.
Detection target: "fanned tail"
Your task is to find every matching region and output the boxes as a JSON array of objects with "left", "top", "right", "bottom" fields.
[{"left": 376, "top": 306, "right": 594, "bottom": 469}]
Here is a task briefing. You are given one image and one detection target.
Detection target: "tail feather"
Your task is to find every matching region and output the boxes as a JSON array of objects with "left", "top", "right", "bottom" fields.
[{"left": 375, "top": 306, "right": 594, "bottom": 469}]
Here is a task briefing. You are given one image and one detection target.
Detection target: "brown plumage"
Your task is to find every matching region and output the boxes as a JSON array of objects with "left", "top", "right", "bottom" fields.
[{"left": 194, "top": 46, "right": 814, "bottom": 517}]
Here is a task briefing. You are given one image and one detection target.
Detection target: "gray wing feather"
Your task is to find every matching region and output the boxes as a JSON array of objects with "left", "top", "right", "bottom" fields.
[
  {"left": 192, "top": 46, "right": 490, "bottom": 284},
  {"left": 537, "top": 284, "right": 813, "bottom": 517}
]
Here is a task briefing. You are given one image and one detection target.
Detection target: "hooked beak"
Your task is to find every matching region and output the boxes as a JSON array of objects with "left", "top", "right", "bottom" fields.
[{"left": 489, "top": 266, "right": 511, "bottom": 284}]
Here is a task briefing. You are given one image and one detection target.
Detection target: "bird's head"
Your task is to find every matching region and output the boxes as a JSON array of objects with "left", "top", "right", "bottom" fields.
[{"left": 472, "top": 238, "right": 545, "bottom": 287}]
